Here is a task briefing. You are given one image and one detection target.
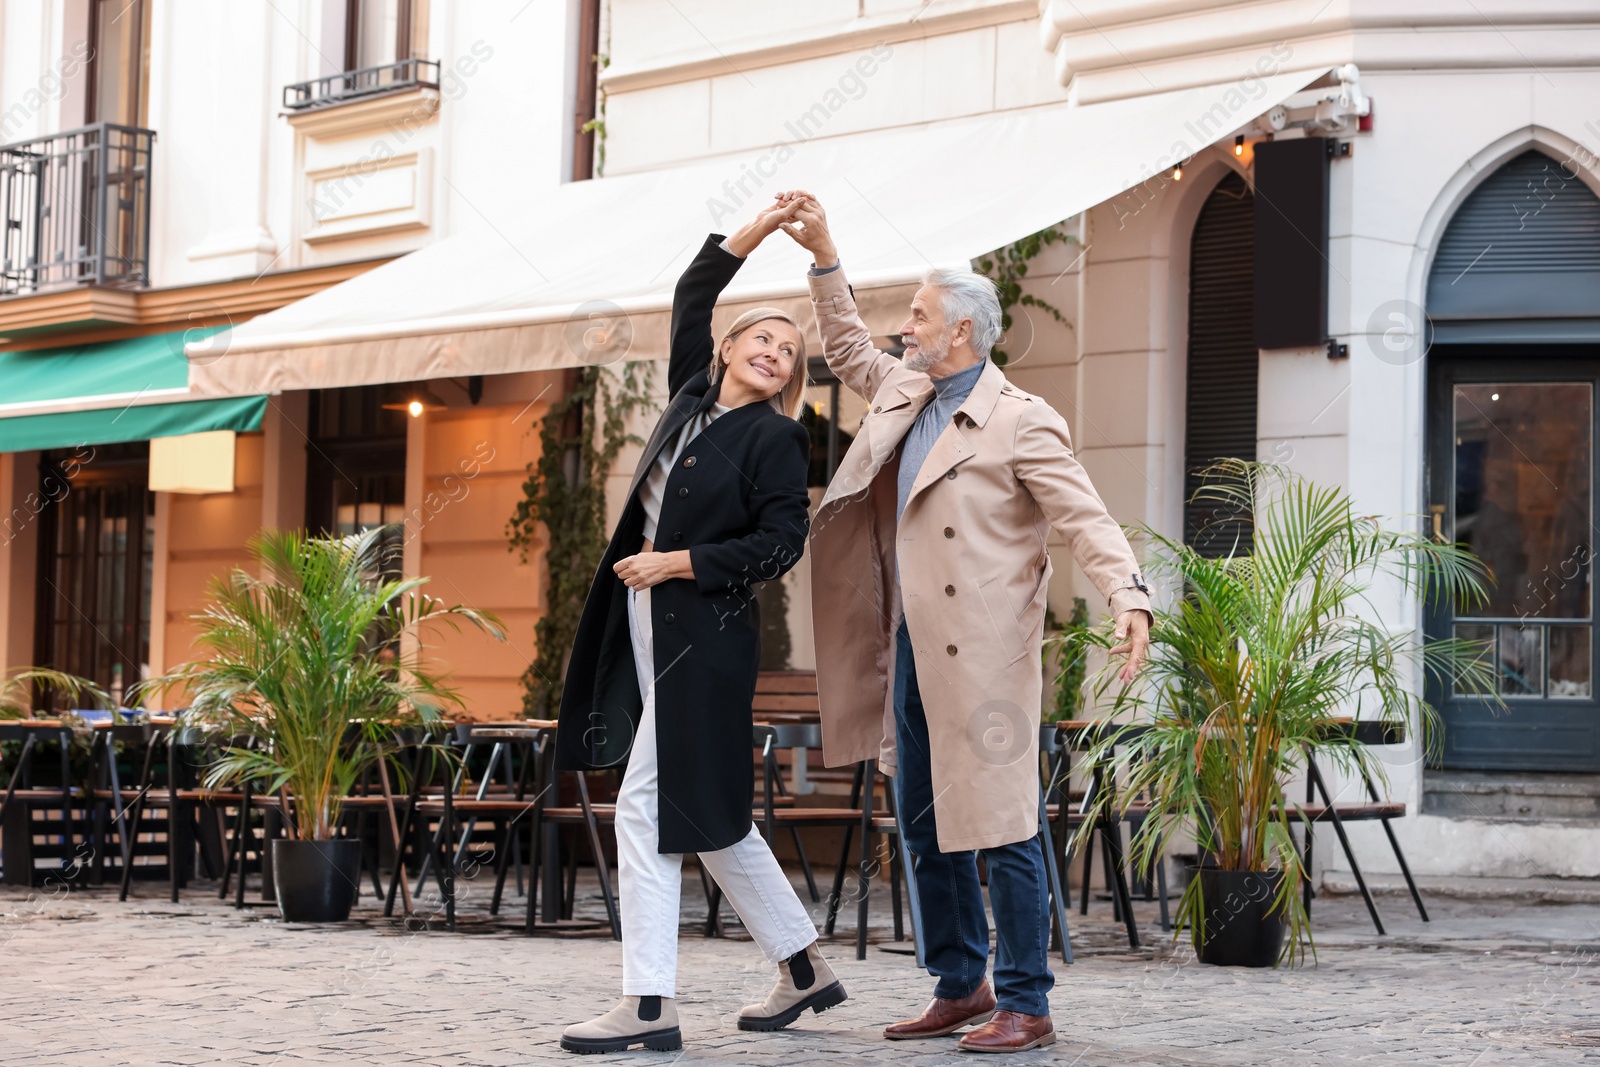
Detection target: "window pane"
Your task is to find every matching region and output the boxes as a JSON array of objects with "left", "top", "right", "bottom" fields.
[
  {"left": 1549, "top": 625, "right": 1592, "bottom": 699},
  {"left": 93, "top": 0, "right": 143, "bottom": 125},
  {"left": 1453, "top": 383, "right": 1591, "bottom": 620},
  {"left": 798, "top": 382, "right": 860, "bottom": 487},
  {"left": 1498, "top": 624, "right": 1544, "bottom": 697},
  {"left": 1452, "top": 622, "right": 1495, "bottom": 696},
  {"left": 356, "top": 0, "right": 405, "bottom": 68}
]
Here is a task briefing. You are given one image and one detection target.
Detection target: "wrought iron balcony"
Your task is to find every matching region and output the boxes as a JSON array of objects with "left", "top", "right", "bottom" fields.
[
  {"left": 0, "top": 122, "right": 155, "bottom": 296},
  {"left": 283, "top": 58, "right": 441, "bottom": 111}
]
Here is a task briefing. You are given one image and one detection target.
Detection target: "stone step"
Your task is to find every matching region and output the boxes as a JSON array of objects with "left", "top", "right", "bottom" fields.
[
  {"left": 1322, "top": 871, "right": 1600, "bottom": 904},
  {"left": 1423, "top": 770, "right": 1600, "bottom": 822}
]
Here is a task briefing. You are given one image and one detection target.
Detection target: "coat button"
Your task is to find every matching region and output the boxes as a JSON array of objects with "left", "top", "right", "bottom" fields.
[
  {"left": 945, "top": 469, "right": 956, "bottom": 479},
  {"left": 943, "top": 527, "right": 954, "bottom": 538},
  {"left": 678, "top": 487, "right": 689, "bottom": 497},
  {"left": 872, "top": 404, "right": 881, "bottom": 413},
  {"left": 946, "top": 644, "right": 958, "bottom": 656},
  {"left": 664, "top": 613, "right": 676, "bottom": 624},
  {"left": 944, "top": 584, "right": 955, "bottom": 596},
  {"left": 671, "top": 532, "right": 683, "bottom": 542},
  {"left": 683, "top": 455, "right": 696, "bottom": 468}
]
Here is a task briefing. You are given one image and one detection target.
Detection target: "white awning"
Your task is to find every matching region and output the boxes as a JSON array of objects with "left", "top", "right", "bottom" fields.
[{"left": 191, "top": 67, "right": 1326, "bottom": 395}]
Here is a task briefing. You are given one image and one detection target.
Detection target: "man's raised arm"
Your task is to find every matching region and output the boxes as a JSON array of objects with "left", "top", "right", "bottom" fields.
[{"left": 780, "top": 195, "right": 898, "bottom": 401}]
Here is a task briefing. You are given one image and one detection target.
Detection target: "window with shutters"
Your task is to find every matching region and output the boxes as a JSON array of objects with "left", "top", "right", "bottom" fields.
[
  {"left": 1184, "top": 170, "right": 1258, "bottom": 557},
  {"left": 1427, "top": 149, "right": 1600, "bottom": 339}
]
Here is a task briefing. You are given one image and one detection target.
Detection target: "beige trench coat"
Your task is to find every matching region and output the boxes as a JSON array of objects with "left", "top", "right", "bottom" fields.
[{"left": 808, "top": 266, "right": 1152, "bottom": 852}]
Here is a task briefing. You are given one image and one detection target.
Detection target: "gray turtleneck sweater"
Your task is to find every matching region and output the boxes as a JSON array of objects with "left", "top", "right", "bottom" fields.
[{"left": 896, "top": 358, "right": 986, "bottom": 522}]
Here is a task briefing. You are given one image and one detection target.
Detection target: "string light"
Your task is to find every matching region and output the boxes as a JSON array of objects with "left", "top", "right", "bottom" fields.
[{"left": 1235, "top": 135, "right": 1245, "bottom": 156}]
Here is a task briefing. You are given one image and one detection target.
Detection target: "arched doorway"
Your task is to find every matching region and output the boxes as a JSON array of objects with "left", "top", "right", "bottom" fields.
[
  {"left": 1184, "top": 169, "right": 1257, "bottom": 555},
  {"left": 1426, "top": 148, "right": 1600, "bottom": 772}
]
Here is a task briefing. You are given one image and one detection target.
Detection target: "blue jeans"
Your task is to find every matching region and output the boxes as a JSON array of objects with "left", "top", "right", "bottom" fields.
[{"left": 893, "top": 620, "right": 1053, "bottom": 1016}]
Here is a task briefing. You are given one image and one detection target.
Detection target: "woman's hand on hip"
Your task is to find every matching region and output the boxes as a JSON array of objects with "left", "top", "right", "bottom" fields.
[{"left": 614, "top": 550, "right": 695, "bottom": 589}]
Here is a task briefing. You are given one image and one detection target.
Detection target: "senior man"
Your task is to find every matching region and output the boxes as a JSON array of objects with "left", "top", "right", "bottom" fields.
[{"left": 777, "top": 194, "right": 1151, "bottom": 1054}]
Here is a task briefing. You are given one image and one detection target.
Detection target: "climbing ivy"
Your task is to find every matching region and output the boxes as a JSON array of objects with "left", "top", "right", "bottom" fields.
[
  {"left": 976, "top": 224, "right": 1077, "bottom": 368},
  {"left": 506, "top": 362, "right": 655, "bottom": 718}
]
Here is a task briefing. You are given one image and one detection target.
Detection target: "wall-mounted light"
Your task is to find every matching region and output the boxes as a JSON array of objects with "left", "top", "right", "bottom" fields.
[
  {"left": 1235, "top": 135, "right": 1245, "bottom": 156},
  {"left": 382, "top": 384, "right": 448, "bottom": 418}
]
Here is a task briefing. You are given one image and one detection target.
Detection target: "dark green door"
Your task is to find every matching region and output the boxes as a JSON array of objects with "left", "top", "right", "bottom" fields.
[{"left": 1427, "top": 349, "right": 1597, "bottom": 771}]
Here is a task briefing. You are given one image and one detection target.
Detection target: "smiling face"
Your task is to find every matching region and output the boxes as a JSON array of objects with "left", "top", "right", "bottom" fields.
[
  {"left": 719, "top": 318, "right": 801, "bottom": 400},
  {"left": 901, "top": 284, "right": 960, "bottom": 374}
]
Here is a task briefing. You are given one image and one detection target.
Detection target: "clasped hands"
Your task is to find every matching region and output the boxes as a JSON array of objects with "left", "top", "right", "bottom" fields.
[{"left": 725, "top": 191, "right": 837, "bottom": 266}]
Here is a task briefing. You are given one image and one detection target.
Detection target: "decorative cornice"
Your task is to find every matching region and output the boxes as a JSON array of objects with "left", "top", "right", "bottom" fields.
[
  {"left": 600, "top": 0, "right": 1038, "bottom": 94},
  {"left": 1041, "top": 0, "right": 1600, "bottom": 102},
  {"left": 0, "top": 257, "right": 396, "bottom": 350},
  {"left": 284, "top": 87, "right": 440, "bottom": 138}
]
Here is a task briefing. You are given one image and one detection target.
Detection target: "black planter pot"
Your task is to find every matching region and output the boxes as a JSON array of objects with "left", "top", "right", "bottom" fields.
[
  {"left": 1189, "top": 867, "right": 1288, "bottom": 967},
  {"left": 271, "top": 838, "right": 362, "bottom": 922}
]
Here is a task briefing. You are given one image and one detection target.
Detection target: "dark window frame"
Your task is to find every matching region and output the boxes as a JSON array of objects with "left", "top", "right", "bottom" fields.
[
  {"left": 303, "top": 385, "right": 410, "bottom": 551},
  {"left": 1425, "top": 346, "right": 1600, "bottom": 773},
  {"left": 84, "top": 0, "right": 151, "bottom": 128},
  {"left": 33, "top": 443, "right": 154, "bottom": 711},
  {"left": 571, "top": 0, "right": 603, "bottom": 181}
]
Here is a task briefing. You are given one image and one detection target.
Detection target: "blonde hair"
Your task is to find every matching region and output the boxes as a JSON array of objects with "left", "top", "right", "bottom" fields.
[{"left": 708, "top": 307, "right": 809, "bottom": 420}]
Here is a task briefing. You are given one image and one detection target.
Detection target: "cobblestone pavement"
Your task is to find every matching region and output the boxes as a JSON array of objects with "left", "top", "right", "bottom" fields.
[{"left": 3, "top": 870, "right": 1599, "bottom": 1066}]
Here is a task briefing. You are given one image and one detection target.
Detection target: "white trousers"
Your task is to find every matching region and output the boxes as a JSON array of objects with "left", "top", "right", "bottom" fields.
[{"left": 617, "top": 585, "right": 818, "bottom": 997}]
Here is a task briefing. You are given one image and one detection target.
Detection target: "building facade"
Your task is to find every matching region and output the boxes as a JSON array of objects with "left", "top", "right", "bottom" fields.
[
  {"left": 2, "top": 0, "right": 1596, "bottom": 882},
  {"left": 591, "top": 0, "right": 1600, "bottom": 881},
  {"left": 0, "top": 0, "right": 591, "bottom": 717}
]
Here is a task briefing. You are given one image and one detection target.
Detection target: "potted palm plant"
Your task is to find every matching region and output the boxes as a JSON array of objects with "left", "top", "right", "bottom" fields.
[
  {"left": 141, "top": 526, "right": 503, "bottom": 922},
  {"left": 1066, "top": 460, "right": 1496, "bottom": 966}
]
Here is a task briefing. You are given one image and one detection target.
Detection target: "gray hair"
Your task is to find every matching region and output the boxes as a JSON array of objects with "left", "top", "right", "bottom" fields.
[{"left": 922, "top": 267, "right": 1003, "bottom": 358}]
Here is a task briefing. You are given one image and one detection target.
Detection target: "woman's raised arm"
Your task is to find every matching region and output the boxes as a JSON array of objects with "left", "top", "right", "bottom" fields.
[{"left": 666, "top": 200, "right": 805, "bottom": 399}]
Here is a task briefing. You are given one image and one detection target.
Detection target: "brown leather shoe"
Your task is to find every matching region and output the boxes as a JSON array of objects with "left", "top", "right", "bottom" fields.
[
  {"left": 956, "top": 1010, "right": 1056, "bottom": 1053},
  {"left": 883, "top": 981, "right": 997, "bottom": 1040}
]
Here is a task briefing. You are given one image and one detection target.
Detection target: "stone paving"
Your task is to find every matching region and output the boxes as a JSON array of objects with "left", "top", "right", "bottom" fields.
[{"left": 3, "top": 869, "right": 1599, "bottom": 1066}]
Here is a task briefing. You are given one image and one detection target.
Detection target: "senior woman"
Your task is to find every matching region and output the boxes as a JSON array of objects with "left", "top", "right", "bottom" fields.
[{"left": 557, "top": 200, "right": 846, "bottom": 1055}]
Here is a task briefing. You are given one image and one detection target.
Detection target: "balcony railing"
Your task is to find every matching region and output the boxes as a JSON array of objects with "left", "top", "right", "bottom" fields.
[
  {"left": 0, "top": 122, "right": 155, "bottom": 296},
  {"left": 283, "top": 58, "right": 441, "bottom": 111}
]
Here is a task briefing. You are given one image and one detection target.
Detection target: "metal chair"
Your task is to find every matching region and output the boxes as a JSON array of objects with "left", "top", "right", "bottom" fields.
[{"left": 1295, "top": 720, "right": 1428, "bottom": 935}]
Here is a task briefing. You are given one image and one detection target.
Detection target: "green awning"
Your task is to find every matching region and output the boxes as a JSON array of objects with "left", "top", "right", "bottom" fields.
[
  {"left": 0, "top": 327, "right": 267, "bottom": 453},
  {"left": 0, "top": 395, "right": 268, "bottom": 452}
]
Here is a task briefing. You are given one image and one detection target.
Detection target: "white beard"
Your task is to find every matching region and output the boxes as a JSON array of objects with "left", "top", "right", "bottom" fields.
[{"left": 902, "top": 329, "right": 950, "bottom": 373}]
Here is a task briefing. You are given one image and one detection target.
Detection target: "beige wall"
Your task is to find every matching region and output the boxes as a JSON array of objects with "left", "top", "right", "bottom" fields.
[
  {"left": 0, "top": 452, "right": 41, "bottom": 673},
  {"left": 602, "top": 2, "right": 1060, "bottom": 175},
  {"left": 147, "top": 431, "right": 269, "bottom": 708},
  {"left": 412, "top": 372, "right": 561, "bottom": 721}
]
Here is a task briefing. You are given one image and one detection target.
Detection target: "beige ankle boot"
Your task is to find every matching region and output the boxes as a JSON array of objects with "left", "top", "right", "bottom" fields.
[
  {"left": 559, "top": 995, "right": 681, "bottom": 1053},
  {"left": 737, "top": 942, "right": 848, "bottom": 1032}
]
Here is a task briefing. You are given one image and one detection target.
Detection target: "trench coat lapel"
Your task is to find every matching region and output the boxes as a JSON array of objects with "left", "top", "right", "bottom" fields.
[
  {"left": 901, "top": 361, "right": 1007, "bottom": 512},
  {"left": 818, "top": 370, "right": 933, "bottom": 509}
]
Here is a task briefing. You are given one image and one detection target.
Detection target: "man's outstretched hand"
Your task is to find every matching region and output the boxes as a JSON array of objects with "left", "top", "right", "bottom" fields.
[
  {"left": 774, "top": 190, "right": 839, "bottom": 269},
  {"left": 1110, "top": 609, "right": 1151, "bottom": 684}
]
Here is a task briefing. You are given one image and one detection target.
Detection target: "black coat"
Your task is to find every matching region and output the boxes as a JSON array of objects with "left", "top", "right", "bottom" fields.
[{"left": 554, "top": 234, "right": 811, "bottom": 853}]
